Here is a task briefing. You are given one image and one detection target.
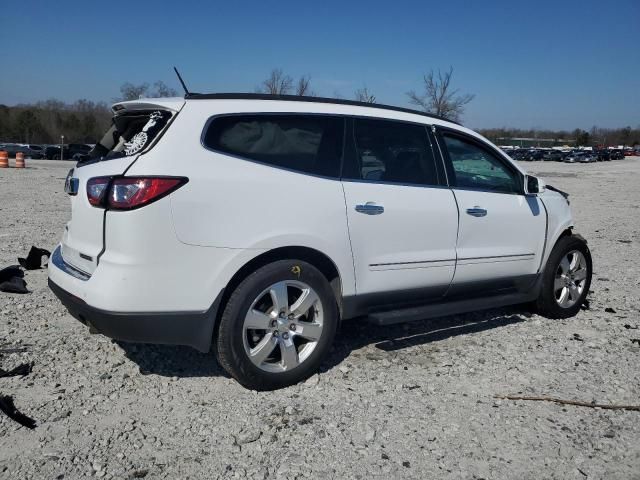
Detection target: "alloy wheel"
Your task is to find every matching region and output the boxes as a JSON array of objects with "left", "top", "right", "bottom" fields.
[
  {"left": 554, "top": 250, "right": 588, "bottom": 308},
  {"left": 242, "top": 280, "right": 324, "bottom": 372}
]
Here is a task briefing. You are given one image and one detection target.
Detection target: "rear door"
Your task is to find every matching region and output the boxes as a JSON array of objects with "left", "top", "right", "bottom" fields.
[
  {"left": 434, "top": 128, "right": 546, "bottom": 295},
  {"left": 61, "top": 101, "right": 183, "bottom": 274},
  {"left": 342, "top": 117, "right": 459, "bottom": 307}
]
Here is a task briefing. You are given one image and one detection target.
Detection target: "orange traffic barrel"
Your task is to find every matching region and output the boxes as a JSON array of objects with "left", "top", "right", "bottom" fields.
[
  {"left": 0, "top": 151, "right": 8, "bottom": 168},
  {"left": 15, "top": 152, "right": 25, "bottom": 168}
]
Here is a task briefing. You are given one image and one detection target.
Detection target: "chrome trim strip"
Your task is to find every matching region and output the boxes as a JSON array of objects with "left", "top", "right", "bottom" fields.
[
  {"left": 458, "top": 253, "right": 535, "bottom": 261},
  {"left": 370, "top": 259, "right": 456, "bottom": 267},
  {"left": 370, "top": 253, "right": 533, "bottom": 268},
  {"left": 52, "top": 246, "right": 91, "bottom": 281}
]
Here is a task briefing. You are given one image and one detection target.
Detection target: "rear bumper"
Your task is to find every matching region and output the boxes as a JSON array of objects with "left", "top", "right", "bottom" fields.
[{"left": 48, "top": 278, "right": 220, "bottom": 352}]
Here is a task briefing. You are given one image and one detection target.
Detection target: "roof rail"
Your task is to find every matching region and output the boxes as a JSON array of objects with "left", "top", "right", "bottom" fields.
[{"left": 183, "top": 92, "right": 460, "bottom": 125}]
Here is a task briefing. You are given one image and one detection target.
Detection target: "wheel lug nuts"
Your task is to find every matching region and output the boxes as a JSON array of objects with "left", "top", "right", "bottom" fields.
[
  {"left": 289, "top": 324, "right": 296, "bottom": 331},
  {"left": 273, "top": 331, "right": 279, "bottom": 337},
  {"left": 270, "top": 320, "right": 277, "bottom": 327},
  {"left": 282, "top": 333, "right": 289, "bottom": 340},
  {"left": 279, "top": 312, "right": 286, "bottom": 319}
]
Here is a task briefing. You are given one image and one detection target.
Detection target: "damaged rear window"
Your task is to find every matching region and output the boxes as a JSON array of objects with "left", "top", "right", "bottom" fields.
[{"left": 78, "top": 110, "right": 171, "bottom": 165}]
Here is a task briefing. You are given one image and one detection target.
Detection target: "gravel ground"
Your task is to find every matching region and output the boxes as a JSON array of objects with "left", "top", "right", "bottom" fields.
[{"left": 0, "top": 158, "right": 639, "bottom": 480}]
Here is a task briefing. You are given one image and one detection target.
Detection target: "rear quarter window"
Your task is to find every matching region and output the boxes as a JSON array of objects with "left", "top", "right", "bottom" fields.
[{"left": 202, "top": 114, "right": 344, "bottom": 178}]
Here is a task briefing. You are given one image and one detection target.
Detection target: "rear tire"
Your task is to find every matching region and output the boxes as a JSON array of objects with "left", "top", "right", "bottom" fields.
[
  {"left": 535, "top": 234, "right": 592, "bottom": 319},
  {"left": 216, "top": 260, "right": 338, "bottom": 390}
]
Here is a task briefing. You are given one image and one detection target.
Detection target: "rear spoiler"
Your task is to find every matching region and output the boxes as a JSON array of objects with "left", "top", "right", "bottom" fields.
[{"left": 111, "top": 98, "right": 186, "bottom": 114}]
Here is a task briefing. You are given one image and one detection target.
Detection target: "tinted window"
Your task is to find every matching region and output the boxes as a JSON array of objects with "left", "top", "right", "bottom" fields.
[
  {"left": 203, "top": 115, "right": 344, "bottom": 177},
  {"left": 349, "top": 118, "right": 438, "bottom": 186},
  {"left": 442, "top": 134, "right": 520, "bottom": 194}
]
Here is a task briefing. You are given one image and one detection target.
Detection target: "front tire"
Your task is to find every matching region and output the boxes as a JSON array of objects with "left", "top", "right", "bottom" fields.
[
  {"left": 535, "top": 234, "right": 592, "bottom": 319},
  {"left": 216, "top": 260, "right": 339, "bottom": 390}
]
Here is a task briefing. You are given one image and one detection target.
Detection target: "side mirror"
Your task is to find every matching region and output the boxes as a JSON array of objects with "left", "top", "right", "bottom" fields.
[{"left": 525, "top": 175, "right": 545, "bottom": 195}]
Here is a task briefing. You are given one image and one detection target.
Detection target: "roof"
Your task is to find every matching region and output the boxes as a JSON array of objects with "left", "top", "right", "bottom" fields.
[{"left": 182, "top": 92, "right": 461, "bottom": 125}]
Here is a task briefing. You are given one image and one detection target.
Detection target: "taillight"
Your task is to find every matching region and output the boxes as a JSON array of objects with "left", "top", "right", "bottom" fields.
[
  {"left": 86, "top": 176, "right": 187, "bottom": 210},
  {"left": 87, "top": 176, "right": 111, "bottom": 206}
]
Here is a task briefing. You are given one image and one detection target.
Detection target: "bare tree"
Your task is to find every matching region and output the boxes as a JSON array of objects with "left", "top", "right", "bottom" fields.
[
  {"left": 117, "top": 81, "right": 178, "bottom": 101},
  {"left": 354, "top": 86, "right": 376, "bottom": 103},
  {"left": 257, "top": 68, "right": 294, "bottom": 95},
  {"left": 406, "top": 67, "right": 474, "bottom": 122},
  {"left": 295, "top": 75, "right": 312, "bottom": 96},
  {"left": 152, "top": 81, "right": 178, "bottom": 97},
  {"left": 119, "top": 82, "right": 150, "bottom": 101}
]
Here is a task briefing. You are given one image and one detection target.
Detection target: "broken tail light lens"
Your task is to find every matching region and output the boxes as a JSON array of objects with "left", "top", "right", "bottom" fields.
[
  {"left": 86, "top": 176, "right": 188, "bottom": 210},
  {"left": 86, "top": 176, "right": 111, "bottom": 206}
]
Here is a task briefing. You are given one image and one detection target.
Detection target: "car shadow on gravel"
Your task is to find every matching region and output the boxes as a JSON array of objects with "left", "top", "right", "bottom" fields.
[
  {"left": 116, "top": 343, "right": 230, "bottom": 379},
  {"left": 115, "top": 307, "right": 531, "bottom": 379},
  {"left": 320, "top": 307, "right": 531, "bottom": 371}
]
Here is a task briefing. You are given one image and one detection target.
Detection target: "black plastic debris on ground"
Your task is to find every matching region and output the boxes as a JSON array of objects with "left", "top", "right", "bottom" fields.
[
  {"left": 0, "top": 395, "right": 37, "bottom": 429},
  {"left": 0, "top": 362, "right": 33, "bottom": 378},
  {"left": 605, "top": 307, "right": 617, "bottom": 314},
  {"left": 0, "top": 265, "right": 28, "bottom": 294},
  {"left": 18, "top": 246, "right": 51, "bottom": 270},
  {"left": 0, "top": 360, "right": 37, "bottom": 429}
]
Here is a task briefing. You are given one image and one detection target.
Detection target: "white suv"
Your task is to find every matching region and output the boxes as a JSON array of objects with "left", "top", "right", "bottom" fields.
[{"left": 49, "top": 93, "right": 592, "bottom": 390}]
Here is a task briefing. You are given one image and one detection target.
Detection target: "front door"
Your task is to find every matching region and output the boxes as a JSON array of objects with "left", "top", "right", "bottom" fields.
[
  {"left": 342, "top": 118, "right": 459, "bottom": 307},
  {"left": 436, "top": 129, "right": 546, "bottom": 295}
]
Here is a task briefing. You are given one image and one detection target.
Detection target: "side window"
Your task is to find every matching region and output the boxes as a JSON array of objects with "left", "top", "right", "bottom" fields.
[
  {"left": 442, "top": 134, "right": 520, "bottom": 194},
  {"left": 349, "top": 118, "right": 438, "bottom": 186},
  {"left": 202, "top": 114, "right": 344, "bottom": 178}
]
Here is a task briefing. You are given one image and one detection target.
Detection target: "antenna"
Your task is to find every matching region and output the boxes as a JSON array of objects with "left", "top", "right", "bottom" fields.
[{"left": 173, "top": 67, "right": 190, "bottom": 96}]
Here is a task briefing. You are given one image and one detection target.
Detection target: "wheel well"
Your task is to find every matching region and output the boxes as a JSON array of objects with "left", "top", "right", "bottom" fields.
[
  {"left": 558, "top": 227, "right": 573, "bottom": 240},
  {"left": 213, "top": 247, "right": 343, "bottom": 337},
  {"left": 542, "top": 227, "right": 573, "bottom": 269}
]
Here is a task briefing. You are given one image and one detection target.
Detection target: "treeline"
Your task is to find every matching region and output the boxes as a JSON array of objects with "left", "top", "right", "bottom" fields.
[
  {"left": 479, "top": 126, "right": 640, "bottom": 147},
  {"left": 1, "top": 73, "right": 638, "bottom": 147},
  {"left": 0, "top": 81, "right": 178, "bottom": 145},
  {"left": 0, "top": 100, "right": 111, "bottom": 144}
]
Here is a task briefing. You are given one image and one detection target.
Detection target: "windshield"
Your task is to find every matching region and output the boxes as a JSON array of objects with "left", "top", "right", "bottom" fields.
[{"left": 79, "top": 110, "right": 171, "bottom": 165}]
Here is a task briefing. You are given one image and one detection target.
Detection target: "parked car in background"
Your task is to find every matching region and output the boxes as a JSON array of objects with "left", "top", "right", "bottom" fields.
[
  {"left": 510, "top": 149, "right": 531, "bottom": 161},
  {"left": 563, "top": 151, "right": 585, "bottom": 163},
  {"left": 594, "top": 150, "right": 610, "bottom": 161},
  {"left": 0, "top": 143, "right": 45, "bottom": 158},
  {"left": 68, "top": 144, "right": 92, "bottom": 160},
  {"left": 2, "top": 144, "right": 21, "bottom": 157},
  {"left": 44, "top": 145, "right": 65, "bottom": 160},
  {"left": 527, "top": 150, "right": 545, "bottom": 161},
  {"left": 610, "top": 150, "right": 625, "bottom": 160},
  {"left": 578, "top": 152, "right": 598, "bottom": 163},
  {"left": 0, "top": 144, "right": 25, "bottom": 158},
  {"left": 48, "top": 94, "right": 592, "bottom": 390},
  {"left": 543, "top": 150, "right": 564, "bottom": 161},
  {"left": 23, "top": 144, "right": 45, "bottom": 159},
  {"left": 623, "top": 150, "right": 635, "bottom": 157}
]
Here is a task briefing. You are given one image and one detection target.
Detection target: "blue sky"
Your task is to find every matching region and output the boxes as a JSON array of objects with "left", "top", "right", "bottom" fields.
[{"left": 1, "top": 0, "right": 638, "bottom": 129}]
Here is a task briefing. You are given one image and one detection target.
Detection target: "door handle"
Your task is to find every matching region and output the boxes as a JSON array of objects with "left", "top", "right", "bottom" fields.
[
  {"left": 466, "top": 206, "right": 487, "bottom": 217},
  {"left": 355, "top": 202, "right": 384, "bottom": 215}
]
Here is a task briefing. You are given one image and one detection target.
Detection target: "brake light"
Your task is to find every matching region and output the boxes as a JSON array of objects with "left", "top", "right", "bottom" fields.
[
  {"left": 87, "top": 177, "right": 111, "bottom": 206},
  {"left": 86, "top": 176, "right": 187, "bottom": 210}
]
